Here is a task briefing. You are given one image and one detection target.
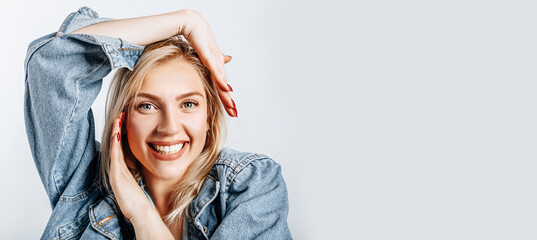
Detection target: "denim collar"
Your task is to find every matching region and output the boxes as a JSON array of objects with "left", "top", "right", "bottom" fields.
[{"left": 88, "top": 174, "right": 220, "bottom": 239}]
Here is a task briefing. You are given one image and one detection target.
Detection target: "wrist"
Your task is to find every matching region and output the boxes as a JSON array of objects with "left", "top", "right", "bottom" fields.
[
  {"left": 173, "top": 9, "right": 203, "bottom": 37},
  {"left": 129, "top": 204, "right": 159, "bottom": 227},
  {"left": 130, "top": 205, "right": 174, "bottom": 239}
]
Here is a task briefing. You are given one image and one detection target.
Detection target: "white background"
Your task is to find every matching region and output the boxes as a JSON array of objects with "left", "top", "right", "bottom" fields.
[{"left": 1, "top": 0, "right": 536, "bottom": 239}]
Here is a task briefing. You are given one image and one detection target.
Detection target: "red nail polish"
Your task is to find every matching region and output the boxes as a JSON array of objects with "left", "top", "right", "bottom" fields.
[
  {"left": 227, "top": 84, "right": 233, "bottom": 92},
  {"left": 117, "top": 132, "right": 120, "bottom": 142},
  {"left": 119, "top": 113, "right": 125, "bottom": 127},
  {"left": 231, "top": 99, "right": 236, "bottom": 109},
  {"left": 233, "top": 108, "right": 238, "bottom": 117}
]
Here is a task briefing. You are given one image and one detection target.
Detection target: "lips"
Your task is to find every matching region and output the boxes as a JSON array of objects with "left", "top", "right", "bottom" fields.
[
  {"left": 149, "top": 142, "right": 184, "bottom": 154},
  {"left": 147, "top": 141, "right": 189, "bottom": 161}
]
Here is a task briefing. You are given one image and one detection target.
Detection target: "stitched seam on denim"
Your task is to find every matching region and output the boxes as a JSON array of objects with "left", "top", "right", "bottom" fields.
[
  {"left": 105, "top": 196, "right": 121, "bottom": 213},
  {"left": 64, "top": 35, "right": 143, "bottom": 72},
  {"left": 194, "top": 184, "right": 219, "bottom": 220},
  {"left": 73, "top": 35, "right": 94, "bottom": 43},
  {"left": 59, "top": 181, "right": 99, "bottom": 202},
  {"left": 57, "top": 210, "right": 88, "bottom": 240},
  {"left": 215, "top": 157, "right": 238, "bottom": 167},
  {"left": 51, "top": 174, "right": 62, "bottom": 203},
  {"left": 118, "top": 48, "right": 144, "bottom": 51},
  {"left": 53, "top": 57, "right": 106, "bottom": 204},
  {"left": 90, "top": 204, "right": 118, "bottom": 240},
  {"left": 67, "top": 34, "right": 144, "bottom": 53},
  {"left": 86, "top": 7, "right": 96, "bottom": 18},
  {"left": 214, "top": 159, "right": 236, "bottom": 171},
  {"left": 206, "top": 174, "right": 217, "bottom": 182},
  {"left": 192, "top": 181, "right": 219, "bottom": 240},
  {"left": 192, "top": 177, "right": 219, "bottom": 218},
  {"left": 58, "top": 224, "right": 85, "bottom": 240},
  {"left": 24, "top": 37, "right": 54, "bottom": 75},
  {"left": 56, "top": 11, "right": 76, "bottom": 37},
  {"left": 53, "top": 70, "right": 82, "bottom": 196},
  {"left": 214, "top": 161, "right": 237, "bottom": 191},
  {"left": 229, "top": 157, "right": 270, "bottom": 187},
  {"left": 236, "top": 154, "right": 268, "bottom": 169},
  {"left": 217, "top": 155, "right": 268, "bottom": 192}
]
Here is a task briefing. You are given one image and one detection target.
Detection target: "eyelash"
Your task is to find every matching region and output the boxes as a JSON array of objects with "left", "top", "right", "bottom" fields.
[
  {"left": 182, "top": 101, "right": 198, "bottom": 109},
  {"left": 138, "top": 103, "right": 156, "bottom": 111},
  {"left": 136, "top": 101, "right": 199, "bottom": 111}
]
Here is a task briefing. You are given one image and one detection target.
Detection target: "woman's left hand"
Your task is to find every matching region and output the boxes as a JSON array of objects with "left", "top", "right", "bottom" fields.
[
  {"left": 72, "top": 9, "right": 237, "bottom": 117},
  {"left": 178, "top": 10, "right": 237, "bottom": 117}
]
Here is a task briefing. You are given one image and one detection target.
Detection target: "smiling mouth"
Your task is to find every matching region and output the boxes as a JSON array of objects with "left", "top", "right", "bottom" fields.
[{"left": 148, "top": 142, "right": 186, "bottom": 155}]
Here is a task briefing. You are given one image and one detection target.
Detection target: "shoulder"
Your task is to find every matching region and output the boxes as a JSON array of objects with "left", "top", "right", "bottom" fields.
[
  {"left": 215, "top": 148, "right": 277, "bottom": 171},
  {"left": 211, "top": 148, "right": 285, "bottom": 193},
  {"left": 202, "top": 149, "right": 291, "bottom": 239}
]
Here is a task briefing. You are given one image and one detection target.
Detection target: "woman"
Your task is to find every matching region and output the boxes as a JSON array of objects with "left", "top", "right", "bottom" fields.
[{"left": 24, "top": 7, "right": 291, "bottom": 239}]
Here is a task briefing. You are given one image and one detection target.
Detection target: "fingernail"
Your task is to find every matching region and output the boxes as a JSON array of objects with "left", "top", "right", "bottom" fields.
[
  {"left": 233, "top": 108, "right": 238, "bottom": 117},
  {"left": 226, "top": 55, "right": 232, "bottom": 60},
  {"left": 117, "top": 132, "right": 120, "bottom": 142},
  {"left": 119, "top": 113, "right": 125, "bottom": 127},
  {"left": 227, "top": 84, "right": 233, "bottom": 92},
  {"left": 231, "top": 99, "right": 236, "bottom": 109}
]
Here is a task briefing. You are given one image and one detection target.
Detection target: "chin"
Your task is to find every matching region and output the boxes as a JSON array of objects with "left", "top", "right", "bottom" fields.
[{"left": 143, "top": 159, "right": 192, "bottom": 181}]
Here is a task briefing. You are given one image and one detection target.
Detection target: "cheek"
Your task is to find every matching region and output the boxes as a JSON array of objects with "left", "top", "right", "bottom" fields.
[
  {"left": 183, "top": 113, "right": 209, "bottom": 140},
  {"left": 126, "top": 116, "right": 156, "bottom": 152}
]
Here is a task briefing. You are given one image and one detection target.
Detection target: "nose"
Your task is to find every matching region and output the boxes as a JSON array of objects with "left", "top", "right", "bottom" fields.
[{"left": 156, "top": 108, "right": 181, "bottom": 135}]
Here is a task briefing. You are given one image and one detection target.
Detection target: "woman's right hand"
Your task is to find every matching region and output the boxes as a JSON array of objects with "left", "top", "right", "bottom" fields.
[{"left": 109, "top": 113, "right": 174, "bottom": 239}]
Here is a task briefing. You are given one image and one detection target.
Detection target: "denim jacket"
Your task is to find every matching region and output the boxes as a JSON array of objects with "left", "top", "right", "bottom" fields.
[{"left": 24, "top": 7, "right": 291, "bottom": 240}]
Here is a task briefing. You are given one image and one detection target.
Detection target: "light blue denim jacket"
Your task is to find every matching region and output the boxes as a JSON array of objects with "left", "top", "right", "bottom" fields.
[{"left": 24, "top": 7, "right": 291, "bottom": 240}]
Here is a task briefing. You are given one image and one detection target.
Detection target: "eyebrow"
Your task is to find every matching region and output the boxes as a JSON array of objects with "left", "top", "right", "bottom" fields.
[{"left": 136, "top": 91, "right": 204, "bottom": 102}]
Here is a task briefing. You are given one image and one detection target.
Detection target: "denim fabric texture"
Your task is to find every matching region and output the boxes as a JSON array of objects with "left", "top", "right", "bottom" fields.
[{"left": 24, "top": 7, "right": 291, "bottom": 240}]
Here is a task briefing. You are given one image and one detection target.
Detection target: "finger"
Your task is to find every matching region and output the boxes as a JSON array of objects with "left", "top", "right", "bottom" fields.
[
  {"left": 110, "top": 113, "right": 126, "bottom": 167},
  {"left": 217, "top": 87, "right": 235, "bottom": 111},
  {"left": 218, "top": 90, "right": 237, "bottom": 117},
  {"left": 185, "top": 20, "right": 232, "bottom": 92},
  {"left": 225, "top": 107, "right": 236, "bottom": 117},
  {"left": 224, "top": 54, "right": 232, "bottom": 64},
  {"left": 192, "top": 42, "right": 232, "bottom": 92},
  {"left": 209, "top": 62, "right": 232, "bottom": 92},
  {"left": 217, "top": 90, "right": 237, "bottom": 117},
  {"left": 199, "top": 50, "right": 232, "bottom": 92}
]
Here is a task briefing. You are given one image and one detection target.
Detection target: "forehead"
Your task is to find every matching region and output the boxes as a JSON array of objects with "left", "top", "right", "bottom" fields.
[{"left": 139, "top": 59, "right": 206, "bottom": 99}]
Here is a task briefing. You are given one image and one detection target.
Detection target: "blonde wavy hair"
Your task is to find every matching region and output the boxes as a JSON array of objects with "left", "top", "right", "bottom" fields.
[{"left": 99, "top": 36, "right": 226, "bottom": 224}]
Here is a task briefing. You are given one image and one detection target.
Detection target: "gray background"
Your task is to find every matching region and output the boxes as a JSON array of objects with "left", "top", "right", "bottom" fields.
[{"left": 1, "top": 0, "right": 536, "bottom": 239}]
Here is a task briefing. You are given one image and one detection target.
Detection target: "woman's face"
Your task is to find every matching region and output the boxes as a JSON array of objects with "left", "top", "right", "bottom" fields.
[{"left": 126, "top": 58, "right": 209, "bottom": 181}]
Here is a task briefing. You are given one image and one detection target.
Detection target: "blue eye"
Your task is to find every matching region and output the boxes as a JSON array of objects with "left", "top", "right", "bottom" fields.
[
  {"left": 138, "top": 103, "right": 156, "bottom": 111},
  {"left": 183, "top": 101, "right": 198, "bottom": 109}
]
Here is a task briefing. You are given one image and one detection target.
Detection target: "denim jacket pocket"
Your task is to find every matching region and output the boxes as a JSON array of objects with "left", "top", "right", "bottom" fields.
[
  {"left": 58, "top": 211, "right": 90, "bottom": 240},
  {"left": 88, "top": 197, "right": 124, "bottom": 239}
]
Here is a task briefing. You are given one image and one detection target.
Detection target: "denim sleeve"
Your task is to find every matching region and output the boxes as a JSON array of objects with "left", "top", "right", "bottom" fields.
[
  {"left": 24, "top": 7, "right": 144, "bottom": 208},
  {"left": 212, "top": 158, "right": 292, "bottom": 239}
]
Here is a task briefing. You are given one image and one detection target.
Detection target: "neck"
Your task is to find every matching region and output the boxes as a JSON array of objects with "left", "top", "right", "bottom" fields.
[{"left": 142, "top": 169, "right": 184, "bottom": 218}]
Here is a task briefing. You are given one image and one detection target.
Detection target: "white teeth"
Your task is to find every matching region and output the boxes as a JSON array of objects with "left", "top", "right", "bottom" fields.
[{"left": 152, "top": 143, "right": 184, "bottom": 155}]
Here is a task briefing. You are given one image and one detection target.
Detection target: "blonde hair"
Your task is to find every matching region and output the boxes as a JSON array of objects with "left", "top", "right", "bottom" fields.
[{"left": 99, "top": 36, "right": 226, "bottom": 224}]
